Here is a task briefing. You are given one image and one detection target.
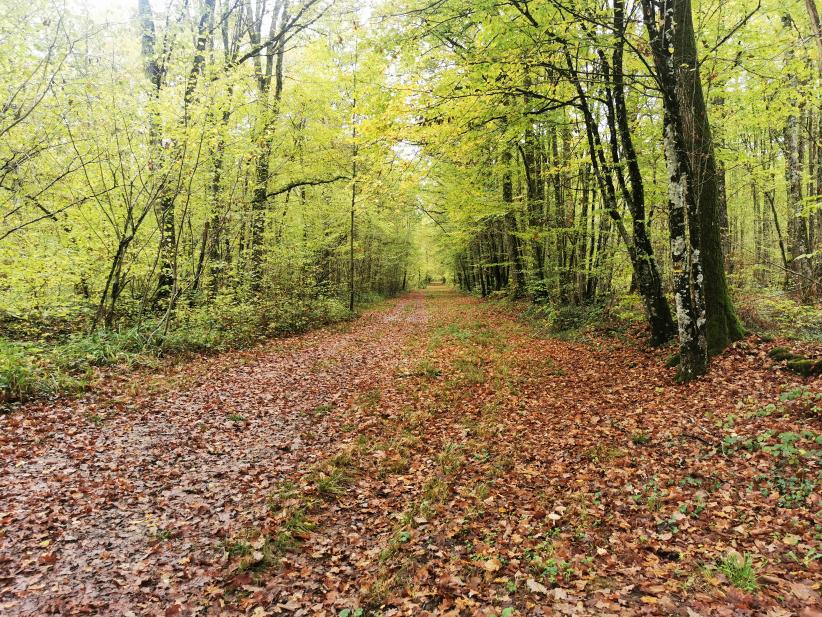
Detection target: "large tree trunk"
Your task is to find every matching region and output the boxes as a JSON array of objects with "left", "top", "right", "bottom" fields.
[
  {"left": 642, "top": 0, "right": 708, "bottom": 380},
  {"left": 672, "top": 0, "right": 744, "bottom": 354},
  {"left": 610, "top": 0, "right": 676, "bottom": 344}
]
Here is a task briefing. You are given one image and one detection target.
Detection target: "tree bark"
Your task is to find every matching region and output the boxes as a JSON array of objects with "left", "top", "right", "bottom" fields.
[
  {"left": 139, "top": 0, "right": 176, "bottom": 308},
  {"left": 671, "top": 0, "right": 744, "bottom": 354},
  {"left": 642, "top": 0, "right": 708, "bottom": 379}
]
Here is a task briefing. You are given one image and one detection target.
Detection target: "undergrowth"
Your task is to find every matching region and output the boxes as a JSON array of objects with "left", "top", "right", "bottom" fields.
[
  {"left": 492, "top": 286, "right": 822, "bottom": 348},
  {"left": 520, "top": 294, "right": 642, "bottom": 341},
  {"left": 0, "top": 293, "right": 363, "bottom": 406},
  {"left": 736, "top": 290, "right": 822, "bottom": 342}
]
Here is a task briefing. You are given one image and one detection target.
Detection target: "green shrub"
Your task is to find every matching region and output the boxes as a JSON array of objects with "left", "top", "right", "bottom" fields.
[
  {"left": 552, "top": 305, "right": 588, "bottom": 332},
  {"left": 524, "top": 296, "right": 637, "bottom": 339},
  {"left": 0, "top": 340, "right": 40, "bottom": 401},
  {"left": 522, "top": 303, "right": 557, "bottom": 323},
  {"left": 58, "top": 329, "right": 147, "bottom": 368},
  {"left": 0, "top": 339, "right": 84, "bottom": 403},
  {"left": 738, "top": 292, "right": 822, "bottom": 341},
  {"left": 0, "top": 292, "right": 357, "bottom": 406}
]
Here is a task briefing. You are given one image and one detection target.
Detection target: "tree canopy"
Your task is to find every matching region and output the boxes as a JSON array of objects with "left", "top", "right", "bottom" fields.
[{"left": 0, "top": 0, "right": 820, "bottom": 383}]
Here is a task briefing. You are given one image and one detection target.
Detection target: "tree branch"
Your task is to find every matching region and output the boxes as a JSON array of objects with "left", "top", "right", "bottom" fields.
[{"left": 265, "top": 175, "right": 350, "bottom": 199}]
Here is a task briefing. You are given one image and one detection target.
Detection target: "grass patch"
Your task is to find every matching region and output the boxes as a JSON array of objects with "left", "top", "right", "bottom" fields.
[
  {"left": 309, "top": 451, "right": 356, "bottom": 499},
  {"left": 312, "top": 403, "right": 333, "bottom": 417},
  {"left": 423, "top": 476, "right": 449, "bottom": 503},
  {"left": 452, "top": 355, "right": 485, "bottom": 384},
  {"left": 265, "top": 481, "right": 319, "bottom": 557},
  {"left": 221, "top": 530, "right": 283, "bottom": 572},
  {"left": 314, "top": 467, "right": 351, "bottom": 497},
  {"left": 356, "top": 388, "right": 382, "bottom": 409},
  {"left": 413, "top": 359, "right": 441, "bottom": 378},
  {"left": 717, "top": 551, "right": 759, "bottom": 592},
  {"left": 587, "top": 444, "right": 625, "bottom": 463},
  {"left": 431, "top": 323, "right": 474, "bottom": 346},
  {"left": 86, "top": 413, "right": 104, "bottom": 426},
  {"left": 631, "top": 431, "right": 651, "bottom": 446}
]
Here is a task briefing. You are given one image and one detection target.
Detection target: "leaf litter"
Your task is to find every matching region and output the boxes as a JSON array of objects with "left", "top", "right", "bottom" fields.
[{"left": 1, "top": 288, "right": 821, "bottom": 616}]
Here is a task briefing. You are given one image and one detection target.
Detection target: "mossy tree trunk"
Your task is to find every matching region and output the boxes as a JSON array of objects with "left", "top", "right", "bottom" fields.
[
  {"left": 672, "top": 0, "right": 744, "bottom": 355},
  {"left": 642, "top": 0, "right": 708, "bottom": 379}
]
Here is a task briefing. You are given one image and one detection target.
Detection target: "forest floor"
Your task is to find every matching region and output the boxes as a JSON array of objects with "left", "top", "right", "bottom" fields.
[{"left": 1, "top": 287, "right": 821, "bottom": 617}]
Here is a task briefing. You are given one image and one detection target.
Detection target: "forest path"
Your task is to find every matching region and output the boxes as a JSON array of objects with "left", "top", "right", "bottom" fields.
[
  {"left": 2, "top": 289, "right": 821, "bottom": 616},
  {"left": 0, "top": 291, "right": 430, "bottom": 615}
]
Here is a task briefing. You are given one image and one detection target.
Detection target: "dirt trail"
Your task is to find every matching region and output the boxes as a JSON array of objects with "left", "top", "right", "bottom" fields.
[
  {"left": 0, "top": 293, "right": 428, "bottom": 615},
  {"left": 2, "top": 288, "right": 821, "bottom": 616}
]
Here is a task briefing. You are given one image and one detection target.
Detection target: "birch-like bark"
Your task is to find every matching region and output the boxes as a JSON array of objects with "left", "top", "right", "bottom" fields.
[{"left": 642, "top": 0, "right": 708, "bottom": 379}]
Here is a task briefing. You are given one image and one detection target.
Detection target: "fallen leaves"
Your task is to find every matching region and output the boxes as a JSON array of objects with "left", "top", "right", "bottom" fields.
[
  {"left": 1, "top": 290, "right": 821, "bottom": 615},
  {"left": 525, "top": 578, "right": 549, "bottom": 594},
  {"left": 0, "top": 295, "right": 430, "bottom": 615}
]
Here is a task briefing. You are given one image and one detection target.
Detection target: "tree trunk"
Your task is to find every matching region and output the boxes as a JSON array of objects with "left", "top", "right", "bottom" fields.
[
  {"left": 784, "top": 105, "right": 813, "bottom": 297},
  {"left": 139, "top": 0, "right": 177, "bottom": 308},
  {"left": 610, "top": 1, "right": 676, "bottom": 343},
  {"left": 672, "top": 0, "right": 744, "bottom": 354},
  {"left": 642, "top": 0, "right": 708, "bottom": 379},
  {"left": 564, "top": 43, "right": 675, "bottom": 344},
  {"left": 504, "top": 150, "right": 526, "bottom": 297}
]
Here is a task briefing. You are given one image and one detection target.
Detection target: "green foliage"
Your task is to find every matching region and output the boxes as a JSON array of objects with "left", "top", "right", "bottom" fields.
[
  {"left": 551, "top": 306, "right": 590, "bottom": 333},
  {"left": 0, "top": 339, "right": 91, "bottom": 403},
  {"left": 631, "top": 432, "right": 652, "bottom": 446},
  {"left": 717, "top": 552, "right": 759, "bottom": 592},
  {"left": 314, "top": 467, "right": 350, "bottom": 498},
  {"left": 163, "top": 294, "right": 353, "bottom": 354},
  {"left": 718, "top": 422, "right": 822, "bottom": 508},
  {"left": 523, "top": 302, "right": 631, "bottom": 342},
  {"left": 739, "top": 294, "right": 822, "bottom": 342},
  {"left": 0, "top": 292, "right": 357, "bottom": 405},
  {"left": 525, "top": 540, "right": 572, "bottom": 583},
  {"left": 629, "top": 478, "right": 665, "bottom": 511},
  {"left": 0, "top": 0, "right": 429, "bottom": 406}
]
